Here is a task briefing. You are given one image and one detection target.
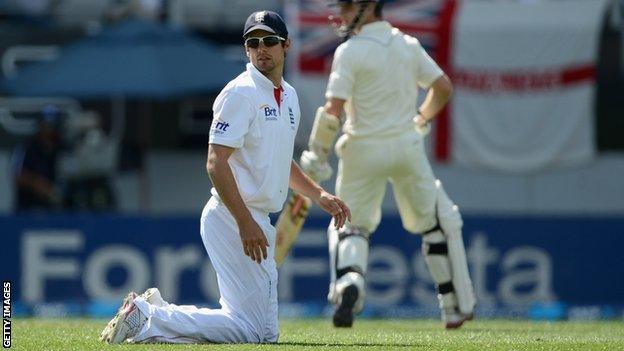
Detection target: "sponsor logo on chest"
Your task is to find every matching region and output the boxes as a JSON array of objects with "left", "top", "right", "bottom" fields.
[{"left": 260, "top": 104, "right": 279, "bottom": 121}]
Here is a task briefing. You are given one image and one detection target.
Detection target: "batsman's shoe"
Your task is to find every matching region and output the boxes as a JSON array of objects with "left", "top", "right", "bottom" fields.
[
  {"left": 139, "top": 287, "right": 168, "bottom": 307},
  {"left": 101, "top": 292, "right": 148, "bottom": 344},
  {"left": 443, "top": 310, "right": 473, "bottom": 330},
  {"left": 99, "top": 291, "right": 136, "bottom": 342},
  {"left": 333, "top": 284, "right": 359, "bottom": 328}
]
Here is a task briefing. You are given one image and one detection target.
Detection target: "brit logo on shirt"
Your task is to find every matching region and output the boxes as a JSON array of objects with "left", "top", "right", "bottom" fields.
[
  {"left": 210, "top": 118, "right": 230, "bottom": 135},
  {"left": 288, "top": 107, "right": 295, "bottom": 129},
  {"left": 261, "top": 104, "right": 278, "bottom": 121}
]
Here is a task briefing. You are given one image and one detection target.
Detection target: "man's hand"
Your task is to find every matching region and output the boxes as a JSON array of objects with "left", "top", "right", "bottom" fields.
[
  {"left": 237, "top": 218, "right": 269, "bottom": 264},
  {"left": 300, "top": 150, "right": 333, "bottom": 182},
  {"left": 315, "top": 191, "right": 351, "bottom": 229},
  {"left": 413, "top": 114, "right": 431, "bottom": 136}
]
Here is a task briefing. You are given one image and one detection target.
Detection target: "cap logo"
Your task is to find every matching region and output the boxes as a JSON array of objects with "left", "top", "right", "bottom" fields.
[{"left": 255, "top": 11, "right": 266, "bottom": 23}]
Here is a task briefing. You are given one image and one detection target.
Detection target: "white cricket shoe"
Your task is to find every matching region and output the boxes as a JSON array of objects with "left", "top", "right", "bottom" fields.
[
  {"left": 99, "top": 291, "right": 136, "bottom": 342},
  {"left": 333, "top": 284, "right": 359, "bottom": 328},
  {"left": 139, "top": 287, "right": 168, "bottom": 307},
  {"left": 100, "top": 292, "right": 148, "bottom": 344},
  {"left": 99, "top": 288, "right": 166, "bottom": 342},
  {"left": 443, "top": 309, "right": 474, "bottom": 330}
]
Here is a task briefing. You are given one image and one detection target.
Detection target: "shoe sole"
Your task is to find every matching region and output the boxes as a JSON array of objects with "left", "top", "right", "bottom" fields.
[
  {"left": 104, "top": 302, "right": 139, "bottom": 344},
  {"left": 333, "top": 285, "right": 359, "bottom": 328},
  {"left": 445, "top": 313, "right": 474, "bottom": 330},
  {"left": 445, "top": 319, "right": 465, "bottom": 329},
  {"left": 100, "top": 295, "right": 131, "bottom": 341},
  {"left": 100, "top": 293, "right": 135, "bottom": 343}
]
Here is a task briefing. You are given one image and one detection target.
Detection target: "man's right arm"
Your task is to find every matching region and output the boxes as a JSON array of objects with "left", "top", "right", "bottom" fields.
[
  {"left": 299, "top": 43, "right": 352, "bottom": 181},
  {"left": 206, "top": 144, "right": 269, "bottom": 263},
  {"left": 415, "top": 74, "right": 453, "bottom": 130},
  {"left": 324, "top": 98, "right": 345, "bottom": 121},
  {"left": 413, "top": 40, "right": 453, "bottom": 132}
]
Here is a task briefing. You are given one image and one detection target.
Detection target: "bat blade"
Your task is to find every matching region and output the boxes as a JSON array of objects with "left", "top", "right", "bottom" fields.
[{"left": 274, "top": 192, "right": 312, "bottom": 266}]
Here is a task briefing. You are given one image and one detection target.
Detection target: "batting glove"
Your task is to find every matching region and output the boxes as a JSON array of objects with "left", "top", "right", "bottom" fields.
[{"left": 300, "top": 150, "right": 333, "bottom": 182}]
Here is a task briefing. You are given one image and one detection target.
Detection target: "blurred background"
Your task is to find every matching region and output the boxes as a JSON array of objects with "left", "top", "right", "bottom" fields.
[{"left": 1, "top": 0, "right": 623, "bottom": 322}]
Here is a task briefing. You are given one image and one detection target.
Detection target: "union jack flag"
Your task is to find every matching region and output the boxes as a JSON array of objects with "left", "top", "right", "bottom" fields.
[{"left": 289, "top": 0, "right": 455, "bottom": 75}]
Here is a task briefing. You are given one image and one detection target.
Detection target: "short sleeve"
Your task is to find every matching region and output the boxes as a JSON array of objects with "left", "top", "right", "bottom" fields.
[
  {"left": 415, "top": 45, "right": 444, "bottom": 89},
  {"left": 209, "top": 91, "right": 255, "bottom": 148},
  {"left": 326, "top": 44, "right": 355, "bottom": 100}
]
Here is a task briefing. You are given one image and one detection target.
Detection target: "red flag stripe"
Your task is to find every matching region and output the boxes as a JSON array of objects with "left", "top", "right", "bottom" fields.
[
  {"left": 452, "top": 64, "right": 596, "bottom": 92},
  {"left": 561, "top": 65, "right": 596, "bottom": 84},
  {"left": 434, "top": 0, "right": 457, "bottom": 162}
]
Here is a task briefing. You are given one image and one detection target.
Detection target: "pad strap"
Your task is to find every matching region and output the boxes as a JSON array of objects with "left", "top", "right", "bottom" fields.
[
  {"left": 334, "top": 226, "right": 370, "bottom": 279},
  {"left": 338, "top": 231, "right": 369, "bottom": 242},
  {"left": 337, "top": 266, "right": 365, "bottom": 279},
  {"left": 425, "top": 242, "right": 448, "bottom": 255},
  {"left": 422, "top": 223, "right": 441, "bottom": 235},
  {"left": 438, "top": 281, "right": 455, "bottom": 295},
  {"left": 422, "top": 199, "right": 441, "bottom": 235}
]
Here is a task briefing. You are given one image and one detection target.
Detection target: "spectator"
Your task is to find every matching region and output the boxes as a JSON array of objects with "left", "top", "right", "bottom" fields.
[{"left": 12, "top": 105, "right": 63, "bottom": 212}]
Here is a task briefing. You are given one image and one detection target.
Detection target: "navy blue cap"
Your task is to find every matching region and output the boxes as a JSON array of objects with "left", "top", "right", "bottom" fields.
[{"left": 243, "top": 11, "right": 288, "bottom": 39}]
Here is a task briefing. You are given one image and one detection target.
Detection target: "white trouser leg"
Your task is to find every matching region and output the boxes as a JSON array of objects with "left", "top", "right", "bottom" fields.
[
  {"left": 132, "top": 197, "right": 279, "bottom": 344},
  {"left": 132, "top": 298, "right": 254, "bottom": 343},
  {"left": 389, "top": 132, "right": 475, "bottom": 316},
  {"left": 334, "top": 135, "right": 388, "bottom": 234}
]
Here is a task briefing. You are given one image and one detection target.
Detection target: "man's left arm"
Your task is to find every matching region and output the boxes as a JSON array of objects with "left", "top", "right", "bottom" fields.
[{"left": 289, "top": 160, "right": 350, "bottom": 229}]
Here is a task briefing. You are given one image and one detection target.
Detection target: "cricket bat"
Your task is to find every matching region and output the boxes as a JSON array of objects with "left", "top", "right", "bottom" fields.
[{"left": 274, "top": 192, "right": 312, "bottom": 266}]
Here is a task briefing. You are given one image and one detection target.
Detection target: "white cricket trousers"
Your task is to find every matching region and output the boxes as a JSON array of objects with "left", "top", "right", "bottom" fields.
[
  {"left": 132, "top": 196, "right": 279, "bottom": 344},
  {"left": 335, "top": 129, "right": 438, "bottom": 234}
]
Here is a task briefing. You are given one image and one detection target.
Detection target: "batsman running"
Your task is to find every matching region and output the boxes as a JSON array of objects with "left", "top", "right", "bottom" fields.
[{"left": 298, "top": 0, "right": 476, "bottom": 329}]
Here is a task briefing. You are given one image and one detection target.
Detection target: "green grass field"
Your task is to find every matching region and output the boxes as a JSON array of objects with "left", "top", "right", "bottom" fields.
[{"left": 10, "top": 318, "right": 624, "bottom": 350}]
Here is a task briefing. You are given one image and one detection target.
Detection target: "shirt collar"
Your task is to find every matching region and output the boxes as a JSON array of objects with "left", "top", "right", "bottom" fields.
[
  {"left": 357, "top": 20, "right": 392, "bottom": 39},
  {"left": 246, "top": 63, "right": 285, "bottom": 90}
]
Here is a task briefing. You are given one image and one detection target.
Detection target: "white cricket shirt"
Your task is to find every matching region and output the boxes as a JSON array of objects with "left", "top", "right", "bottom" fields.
[
  {"left": 326, "top": 21, "right": 444, "bottom": 137},
  {"left": 209, "top": 63, "right": 301, "bottom": 213}
]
